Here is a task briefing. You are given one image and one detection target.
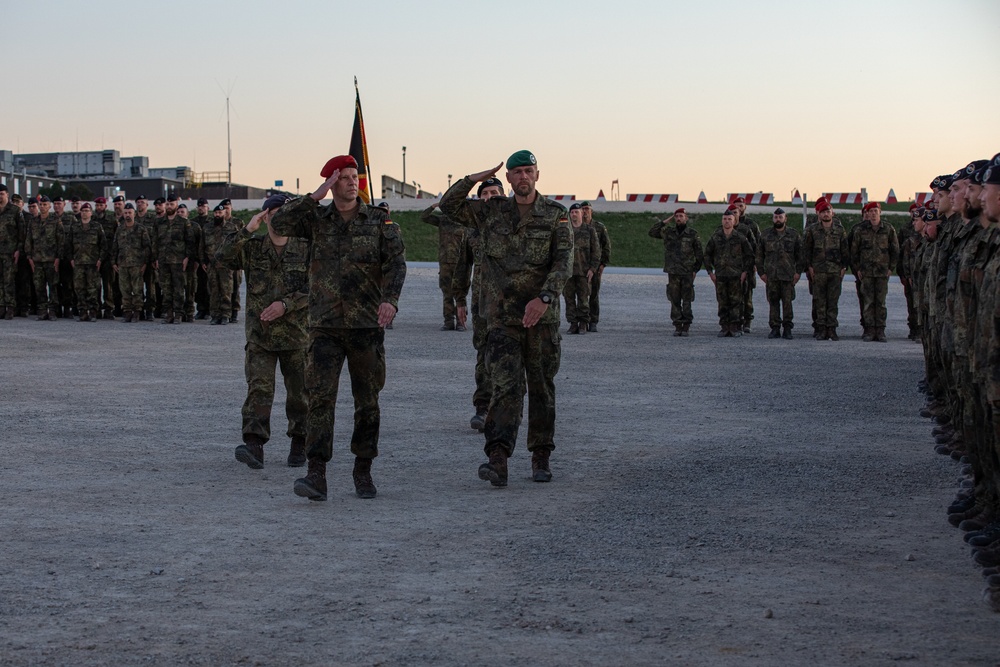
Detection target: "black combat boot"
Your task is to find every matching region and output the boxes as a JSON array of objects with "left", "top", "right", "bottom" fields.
[
  {"left": 768, "top": 327, "right": 780, "bottom": 339},
  {"left": 829, "top": 328, "right": 839, "bottom": 341},
  {"left": 680, "top": 323, "right": 690, "bottom": 337},
  {"left": 568, "top": 322, "right": 579, "bottom": 334},
  {"left": 588, "top": 322, "right": 598, "bottom": 332},
  {"left": 531, "top": 448, "right": 552, "bottom": 483},
  {"left": 230, "top": 312, "right": 239, "bottom": 324},
  {"left": 578, "top": 321, "right": 587, "bottom": 335},
  {"left": 478, "top": 445, "right": 508, "bottom": 487},
  {"left": 294, "top": 458, "right": 327, "bottom": 501},
  {"left": 287, "top": 436, "right": 307, "bottom": 467},
  {"left": 874, "top": 327, "right": 887, "bottom": 342},
  {"left": 674, "top": 324, "right": 683, "bottom": 337},
  {"left": 353, "top": 457, "right": 377, "bottom": 499},
  {"left": 782, "top": 325, "right": 794, "bottom": 340},
  {"left": 470, "top": 407, "right": 487, "bottom": 432},
  {"left": 862, "top": 328, "right": 874, "bottom": 342},
  {"left": 4, "top": 307, "right": 12, "bottom": 320},
  {"left": 79, "top": 311, "right": 91, "bottom": 322},
  {"left": 234, "top": 435, "right": 265, "bottom": 469}
]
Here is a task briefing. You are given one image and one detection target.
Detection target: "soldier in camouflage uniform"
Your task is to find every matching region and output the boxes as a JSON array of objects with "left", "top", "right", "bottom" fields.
[
  {"left": 648, "top": 207, "right": 703, "bottom": 336},
  {"left": 25, "top": 196, "right": 64, "bottom": 321},
  {"left": 581, "top": 202, "right": 610, "bottom": 332},
  {"left": 850, "top": 202, "right": 899, "bottom": 342},
  {"left": 201, "top": 203, "right": 238, "bottom": 325},
  {"left": 65, "top": 203, "right": 108, "bottom": 322},
  {"left": 454, "top": 177, "right": 505, "bottom": 432},
  {"left": 563, "top": 202, "right": 600, "bottom": 334},
  {"left": 219, "top": 194, "right": 310, "bottom": 470},
  {"left": 92, "top": 196, "right": 120, "bottom": 319},
  {"left": 112, "top": 203, "right": 152, "bottom": 322},
  {"left": 221, "top": 199, "right": 242, "bottom": 324},
  {"left": 191, "top": 198, "right": 212, "bottom": 319},
  {"left": 15, "top": 198, "right": 37, "bottom": 317},
  {"left": 53, "top": 197, "right": 77, "bottom": 318},
  {"left": 0, "top": 185, "right": 25, "bottom": 320},
  {"left": 898, "top": 203, "right": 922, "bottom": 339},
  {"left": 705, "top": 209, "right": 754, "bottom": 337},
  {"left": 441, "top": 150, "right": 573, "bottom": 487},
  {"left": 152, "top": 194, "right": 196, "bottom": 324},
  {"left": 734, "top": 198, "right": 761, "bottom": 333},
  {"left": 134, "top": 195, "right": 158, "bottom": 320},
  {"left": 756, "top": 208, "right": 803, "bottom": 339},
  {"left": 422, "top": 202, "right": 471, "bottom": 331},
  {"left": 177, "top": 203, "right": 202, "bottom": 322},
  {"left": 803, "top": 198, "right": 848, "bottom": 340},
  {"left": 270, "top": 155, "right": 406, "bottom": 502}
]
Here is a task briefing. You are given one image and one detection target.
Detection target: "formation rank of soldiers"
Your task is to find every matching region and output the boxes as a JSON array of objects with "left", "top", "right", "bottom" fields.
[
  {"left": 0, "top": 191, "right": 244, "bottom": 324},
  {"left": 2, "top": 150, "right": 998, "bottom": 612}
]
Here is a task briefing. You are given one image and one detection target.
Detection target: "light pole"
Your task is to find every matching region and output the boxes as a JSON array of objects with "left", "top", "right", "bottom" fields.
[
  {"left": 402, "top": 146, "right": 406, "bottom": 198},
  {"left": 448, "top": 174, "right": 452, "bottom": 189}
]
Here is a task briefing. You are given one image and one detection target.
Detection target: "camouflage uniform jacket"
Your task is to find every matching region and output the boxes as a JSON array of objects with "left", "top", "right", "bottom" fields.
[
  {"left": 440, "top": 177, "right": 573, "bottom": 327},
  {"left": 896, "top": 219, "right": 918, "bottom": 277},
  {"left": 186, "top": 219, "right": 203, "bottom": 266},
  {"left": 269, "top": 196, "right": 406, "bottom": 329},
  {"left": 571, "top": 223, "right": 600, "bottom": 277},
  {"left": 593, "top": 220, "right": 611, "bottom": 266},
  {"left": 218, "top": 227, "right": 310, "bottom": 350},
  {"left": 703, "top": 228, "right": 754, "bottom": 279},
  {"left": 112, "top": 223, "right": 152, "bottom": 268},
  {"left": 850, "top": 221, "right": 899, "bottom": 276},
  {"left": 803, "top": 223, "right": 848, "bottom": 274},
  {"left": 201, "top": 218, "right": 240, "bottom": 264},
  {"left": 974, "top": 230, "right": 1000, "bottom": 387},
  {"left": 736, "top": 216, "right": 762, "bottom": 252},
  {"left": 648, "top": 221, "right": 703, "bottom": 274},
  {"left": 152, "top": 215, "right": 196, "bottom": 264},
  {"left": 901, "top": 233, "right": 923, "bottom": 285},
  {"left": 421, "top": 205, "right": 467, "bottom": 264},
  {"left": 0, "top": 202, "right": 25, "bottom": 256},
  {"left": 756, "top": 226, "right": 803, "bottom": 281},
  {"left": 66, "top": 220, "right": 108, "bottom": 265},
  {"left": 25, "top": 214, "right": 65, "bottom": 262},
  {"left": 191, "top": 213, "right": 212, "bottom": 229},
  {"left": 135, "top": 209, "right": 158, "bottom": 235},
  {"left": 91, "top": 210, "right": 119, "bottom": 253}
]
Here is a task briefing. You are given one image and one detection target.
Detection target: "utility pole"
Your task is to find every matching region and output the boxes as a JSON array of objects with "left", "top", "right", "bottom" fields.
[{"left": 402, "top": 146, "right": 407, "bottom": 198}]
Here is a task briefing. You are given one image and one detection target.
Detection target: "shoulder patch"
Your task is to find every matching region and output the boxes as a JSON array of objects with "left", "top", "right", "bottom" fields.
[{"left": 384, "top": 218, "right": 393, "bottom": 225}]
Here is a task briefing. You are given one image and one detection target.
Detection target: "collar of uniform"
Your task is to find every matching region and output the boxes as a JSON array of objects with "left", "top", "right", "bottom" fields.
[{"left": 320, "top": 197, "right": 374, "bottom": 223}]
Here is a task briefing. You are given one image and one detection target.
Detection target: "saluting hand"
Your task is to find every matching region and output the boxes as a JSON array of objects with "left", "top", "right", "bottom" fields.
[
  {"left": 246, "top": 211, "right": 266, "bottom": 234},
  {"left": 311, "top": 170, "right": 340, "bottom": 201},
  {"left": 468, "top": 163, "right": 503, "bottom": 183}
]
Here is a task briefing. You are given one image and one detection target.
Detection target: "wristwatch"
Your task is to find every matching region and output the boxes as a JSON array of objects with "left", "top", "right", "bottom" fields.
[{"left": 539, "top": 293, "right": 553, "bottom": 305}]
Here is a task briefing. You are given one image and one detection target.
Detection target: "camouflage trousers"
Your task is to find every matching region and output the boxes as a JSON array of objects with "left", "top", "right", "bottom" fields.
[
  {"left": 32, "top": 261, "right": 59, "bottom": 311},
  {"left": 740, "top": 278, "right": 755, "bottom": 325},
  {"left": 811, "top": 272, "right": 843, "bottom": 329},
  {"left": 903, "top": 280, "right": 917, "bottom": 332},
  {"left": 439, "top": 262, "right": 462, "bottom": 326},
  {"left": 589, "top": 269, "right": 603, "bottom": 323},
  {"left": 195, "top": 265, "right": 210, "bottom": 315},
  {"left": 242, "top": 342, "right": 307, "bottom": 445},
  {"left": 714, "top": 277, "right": 743, "bottom": 326},
  {"left": 854, "top": 277, "right": 866, "bottom": 328},
  {"left": 666, "top": 273, "right": 695, "bottom": 326},
  {"left": 207, "top": 265, "right": 234, "bottom": 319},
  {"left": 58, "top": 260, "right": 74, "bottom": 316},
  {"left": 0, "top": 253, "right": 16, "bottom": 308},
  {"left": 485, "top": 323, "right": 560, "bottom": 457},
  {"left": 305, "top": 327, "right": 385, "bottom": 462},
  {"left": 472, "top": 302, "right": 491, "bottom": 411},
  {"left": 15, "top": 254, "right": 35, "bottom": 314},
  {"left": 183, "top": 265, "right": 198, "bottom": 318},
  {"left": 73, "top": 264, "right": 101, "bottom": 312},
  {"left": 143, "top": 265, "right": 158, "bottom": 314},
  {"left": 158, "top": 263, "right": 185, "bottom": 316},
  {"left": 231, "top": 270, "right": 242, "bottom": 315},
  {"left": 100, "top": 262, "right": 119, "bottom": 314},
  {"left": 859, "top": 275, "right": 889, "bottom": 329},
  {"left": 765, "top": 280, "right": 795, "bottom": 329},
  {"left": 563, "top": 275, "right": 592, "bottom": 324},
  {"left": 118, "top": 266, "right": 145, "bottom": 313}
]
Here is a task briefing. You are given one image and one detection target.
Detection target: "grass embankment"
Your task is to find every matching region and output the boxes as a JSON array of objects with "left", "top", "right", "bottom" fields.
[{"left": 393, "top": 210, "right": 889, "bottom": 269}]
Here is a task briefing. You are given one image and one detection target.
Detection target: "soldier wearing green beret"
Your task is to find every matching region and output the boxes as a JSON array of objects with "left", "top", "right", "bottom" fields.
[{"left": 440, "top": 150, "right": 573, "bottom": 487}]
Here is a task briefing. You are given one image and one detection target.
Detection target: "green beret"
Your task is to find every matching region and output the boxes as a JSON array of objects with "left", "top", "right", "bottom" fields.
[{"left": 506, "top": 150, "right": 537, "bottom": 169}]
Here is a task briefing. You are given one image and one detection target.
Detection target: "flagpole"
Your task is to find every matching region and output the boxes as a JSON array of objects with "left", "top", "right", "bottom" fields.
[{"left": 354, "top": 77, "right": 375, "bottom": 203}]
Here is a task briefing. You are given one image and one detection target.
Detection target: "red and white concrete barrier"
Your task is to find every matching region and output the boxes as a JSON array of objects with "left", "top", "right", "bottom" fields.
[
  {"left": 822, "top": 193, "right": 864, "bottom": 205},
  {"left": 727, "top": 193, "right": 774, "bottom": 205},
  {"left": 627, "top": 194, "right": 678, "bottom": 203},
  {"left": 914, "top": 192, "right": 934, "bottom": 206}
]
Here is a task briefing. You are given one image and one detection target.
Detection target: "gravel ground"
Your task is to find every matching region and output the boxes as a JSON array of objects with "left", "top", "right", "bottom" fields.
[{"left": 1, "top": 267, "right": 998, "bottom": 667}]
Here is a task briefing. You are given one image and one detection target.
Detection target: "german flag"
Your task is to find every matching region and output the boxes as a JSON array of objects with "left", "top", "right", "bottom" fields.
[{"left": 350, "top": 77, "right": 373, "bottom": 203}]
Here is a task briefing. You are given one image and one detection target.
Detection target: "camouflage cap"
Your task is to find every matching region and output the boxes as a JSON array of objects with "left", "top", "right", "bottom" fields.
[{"left": 506, "top": 150, "right": 536, "bottom": 169}]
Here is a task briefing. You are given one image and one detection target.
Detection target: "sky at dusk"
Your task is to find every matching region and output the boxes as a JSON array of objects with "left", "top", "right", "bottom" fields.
[{"left": 3, "top": 0, "right": 999, "bottom": 202}]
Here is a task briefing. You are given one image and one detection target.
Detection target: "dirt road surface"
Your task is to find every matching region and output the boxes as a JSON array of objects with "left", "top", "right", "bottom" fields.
[{"left": 2, "top": 267, "right": 997, "bottom": 666}]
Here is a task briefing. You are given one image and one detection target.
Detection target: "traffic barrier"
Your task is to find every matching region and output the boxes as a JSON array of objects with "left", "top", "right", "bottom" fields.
[
  {"left": 822, "top": 192, "right": 864, "bottom": 205},
  {"left": 546, "top": 195, "right": 576, "bottom": 201},
  {"left": 914, "top": 192, "right": 934, "bottom": 206},
  {"left": 697, "top": 191, "right": 708, "bottom": 204},
  {"left": 627, "top": 194, "right": 678, "bottom": 203},
  {"left": 727, "top": 193, "right": 774, "bottom": 205},
  {"left": 885, "top": 189, "right": 898, "bottom": 204}
]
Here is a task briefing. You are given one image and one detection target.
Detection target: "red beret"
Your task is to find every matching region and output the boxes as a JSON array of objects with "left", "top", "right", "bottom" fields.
[
  {"left": 80, "top": 202, "right": 92, "bottom": 210},
  {"left": 320, "top": 155, "right": 358, "bottom": 178},
  {"left": 815, "top": 199, "right": 831, "bottom": 213},
  {"left": 94, "top": 196, "right": 107, "bottom": 204},
  {"left": 908, "top": 202, "right": 919, "bottom": 211},
  {"left": 863, "top": 202, "right": 881, "bottom": 212},
  {"left": 733, "top": 197, "right": 745, "bottom": 204},
  {"left": 674, "top": 207, "right": 686, "bottom": 215},
  {"left": 724, "top": 205, "right": 738, "bottom": 214}
]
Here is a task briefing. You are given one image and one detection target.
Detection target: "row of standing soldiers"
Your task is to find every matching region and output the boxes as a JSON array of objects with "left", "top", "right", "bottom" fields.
[
  {"left": 907, "top": 156, "right": 1000, "bottom": 613},
  {"left": 647, "top": 197, "right": 910, "bottom": 341},
  {"left": 0, "top": 190, "right": 244, "bottom": 324}
]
